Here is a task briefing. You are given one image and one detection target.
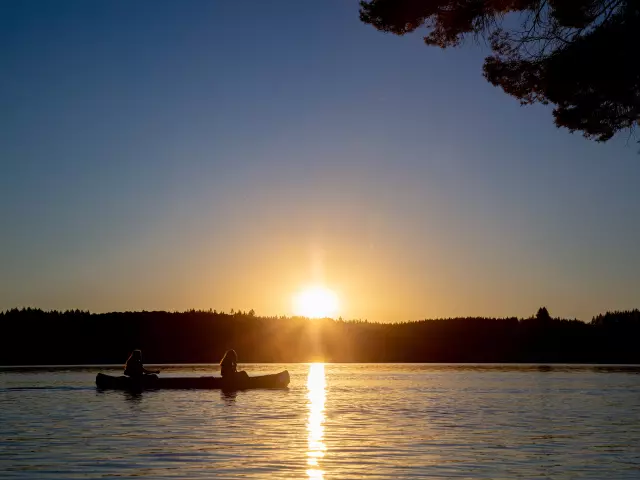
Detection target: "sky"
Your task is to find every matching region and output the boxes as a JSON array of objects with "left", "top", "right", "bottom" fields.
[{"left": 1, "top": 0, "right": 639, "bottom": 322}]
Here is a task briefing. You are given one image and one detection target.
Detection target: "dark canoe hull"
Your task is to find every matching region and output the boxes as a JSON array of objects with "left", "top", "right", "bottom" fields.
[{"left": 96, "top": 370, "right": 290, "bottom": 391}]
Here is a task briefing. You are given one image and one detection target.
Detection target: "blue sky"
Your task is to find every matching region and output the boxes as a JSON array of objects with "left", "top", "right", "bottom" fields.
[{"left": 1, "top": 0, "right": 639, "bottom": 322}]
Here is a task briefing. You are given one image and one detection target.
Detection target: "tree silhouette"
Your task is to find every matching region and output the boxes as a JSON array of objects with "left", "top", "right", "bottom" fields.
[
  {"left": 1, "top": 307, "right": 640, "bottom": 365},
  {"left": 359, "top": 0, "right": 640, "bottom": 142},
  {"left": 536, "top": 306, "right": 551, "bottom": 322}
]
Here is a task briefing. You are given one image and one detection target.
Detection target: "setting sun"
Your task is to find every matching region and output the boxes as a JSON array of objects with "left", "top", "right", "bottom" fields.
[{"left": 293, "top": 286, "right": 339, "bottom": 318}]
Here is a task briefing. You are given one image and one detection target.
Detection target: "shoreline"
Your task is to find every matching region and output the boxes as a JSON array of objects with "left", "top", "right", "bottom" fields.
[{"left": 3, "top": 362, "right": 640, "bottom": 370}]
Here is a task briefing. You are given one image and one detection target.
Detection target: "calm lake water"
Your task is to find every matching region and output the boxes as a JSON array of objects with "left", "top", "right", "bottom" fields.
[{"left": 1, "top": 364, "right": 640, "bottom": 479}]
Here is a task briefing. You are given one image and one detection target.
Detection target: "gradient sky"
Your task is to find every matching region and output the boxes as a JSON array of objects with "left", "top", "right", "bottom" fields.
[{"left": 1, "top": 0, "right": 639, "bottom": 322}]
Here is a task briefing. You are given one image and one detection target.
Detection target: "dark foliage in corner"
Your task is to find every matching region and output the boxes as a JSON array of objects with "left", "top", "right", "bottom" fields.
[{"left": 360, "top": 0, "right": 640, "bottom": 142}]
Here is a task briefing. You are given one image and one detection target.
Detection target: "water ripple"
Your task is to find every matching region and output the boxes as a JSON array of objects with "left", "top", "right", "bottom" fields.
[{"left": 1, "top": 364, "right": 640, "bottom": 479}]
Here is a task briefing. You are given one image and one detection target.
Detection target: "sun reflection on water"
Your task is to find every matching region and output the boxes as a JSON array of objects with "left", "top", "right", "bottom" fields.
[{"left": 307, "top": 363, "right": 326, "bottom": 479}]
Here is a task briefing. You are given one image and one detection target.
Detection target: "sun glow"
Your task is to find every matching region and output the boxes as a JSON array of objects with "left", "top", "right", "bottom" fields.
[{"left": 293, "top": 286, "right": 339, "bottom": 318}]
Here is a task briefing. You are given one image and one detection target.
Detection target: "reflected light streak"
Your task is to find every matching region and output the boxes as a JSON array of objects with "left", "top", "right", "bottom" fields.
[{"left": 307, "top": 363, "right": 326, "bottom": 479}]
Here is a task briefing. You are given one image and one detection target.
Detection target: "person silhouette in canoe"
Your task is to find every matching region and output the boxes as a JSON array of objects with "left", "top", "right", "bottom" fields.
[
  {"left": 220, "top": 349, "right": 249, "bottom": 381},
  {"left": 124, "top": 349, "right": 159, "bottom": 380}
]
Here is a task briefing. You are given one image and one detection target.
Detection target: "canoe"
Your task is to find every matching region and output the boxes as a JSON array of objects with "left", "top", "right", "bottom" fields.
[{"left": 95, "top": 370, "right": 290, "bottom": 391}]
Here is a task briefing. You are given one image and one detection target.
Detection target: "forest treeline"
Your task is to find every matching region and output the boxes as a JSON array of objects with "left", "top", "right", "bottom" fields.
[{"left": 1, "top": 307, "right": 639, "bottom": 365}]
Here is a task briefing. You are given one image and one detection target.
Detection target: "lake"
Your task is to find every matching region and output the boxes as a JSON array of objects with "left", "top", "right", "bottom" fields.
[{"left": 1, "top": 364, "right": 640, "bottom": 479}]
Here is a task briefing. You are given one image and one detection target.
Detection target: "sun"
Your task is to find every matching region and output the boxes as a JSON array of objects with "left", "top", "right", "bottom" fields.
[{"left": 293, "top": 286, "right": 339, "bottom": 319}]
